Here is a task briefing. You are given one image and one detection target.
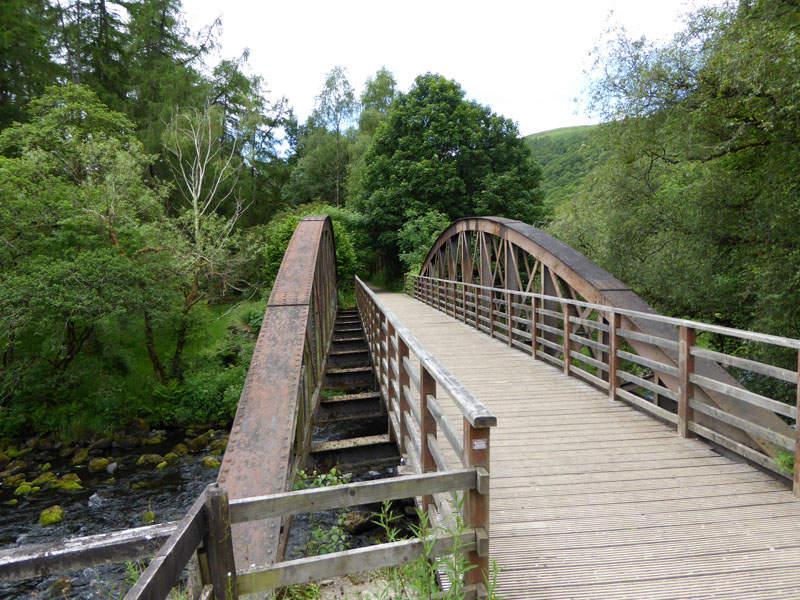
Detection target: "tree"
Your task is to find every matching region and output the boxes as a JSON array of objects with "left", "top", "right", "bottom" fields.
[
  {"left": 355, "top": 73, "right": 543, "bottom": 274},
  {"left": 550, "top": 0, "right": 800, "bottom": 346},
  {"left": 0, "top": 0, "right": 60, "bottom": 128},
  {"left": 0, "top": 84, "right": 172, "bottom": 416},
  {"left": 314, "top": 66, "right": 358, "bottom": 206}
]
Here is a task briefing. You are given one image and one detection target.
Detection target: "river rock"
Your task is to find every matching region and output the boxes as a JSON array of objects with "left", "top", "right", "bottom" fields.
[
  {"left": 89, "top": 436, "right": 113, "bottom": 451},
  {"left": 0, "top": 453, "right": 10, "bottom": 468},
  {"left": 14, "top": 482, "right": 33, "bottom": 496},
  {"left": 342, "top": 510, "right": 376, "bottom": 535},
  {"left": 46, "top": 577, "right": 71, "bottom": 599},
  {"left": 71, "top": 448, "right": 89, "bottom": 465},
  {"left": 186, "top": 433, "right": 211, "bottom": 453},
  {"left": 106, "top": 461, "right": 119, "bottom": 475},
  {"left": 113, "top": 433, "right": 139, "bottom": 451},
  {"left": 88, "top": 457, "right": 110, "bottom": 473},
  {"left": 210, "top": 437, "right": 228, "bottom": 452},
  {"left": 171, "top": 443, "right": 189, "bottom": 456},
  {"left": 88, "top": 493, "right": 105, "bottom": 508},
  {"left": 31, "top": 471, "right": 57, "bottom": 487},
  {"left": 3, "top": 472, "right": 26, "bottom": 488},
  {"left": 163, "top": 452, "right": 178, "bottom": 464},
  {"left": 6, "top": 445, "right": 32, "bottom": 459},
  {"left": 145, "top": 430, "right": 167, "bottom": 445},
  {"left": 52, "top": 473, "right": 83, "bottom": 491},
  {"left": 136, "top": 454, "right": 164, "bottom": 466},
  {"left": 201, "top": 456, "right": 221, "bottom": 468},
  {"left": 39, "top": 505, "right": 64, "bottom": 527}
]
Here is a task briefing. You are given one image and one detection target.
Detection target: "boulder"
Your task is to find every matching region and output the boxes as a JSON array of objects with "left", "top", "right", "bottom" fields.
[
  {"left": 31, "top": 472, "right": 57, "bottom": 487},
  {"left": 13, "top": 483, "right": 32, "bottom": 496},
  {"left": 135, "top": 454, "right": 164, "bottom": 467},
  {"left": 186, "top": 433, "right": 211, "bottom": 453},
  {"left": 70, "top": 448, "right": 89, "bottom": 466},
  {"left": 39, "top": 505, "right": 64, "bottom": 527},
  {"left": 88, "top": 458, "right": 110, "bottom": 473},
  {"left": 171, "top": 443, "right": 189, "bottom": 456},
  {"left": 201, "top": 456, "right": 221, "bottom": 468}
]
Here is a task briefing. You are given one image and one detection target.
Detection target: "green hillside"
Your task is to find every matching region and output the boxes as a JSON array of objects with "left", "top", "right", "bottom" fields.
[{"left": 526, "top": 124, "right": 601, "bottom": 212}]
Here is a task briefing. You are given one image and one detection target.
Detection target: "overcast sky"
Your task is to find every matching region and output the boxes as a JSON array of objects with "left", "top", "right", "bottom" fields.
[{"left": 182, "top": 0, "right": 722, "bottom": 136}]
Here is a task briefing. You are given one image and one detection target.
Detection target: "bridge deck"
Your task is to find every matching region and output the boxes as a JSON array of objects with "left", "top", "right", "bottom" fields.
[{"left": 375, "top": 290, "right": 800, "bottom": 600}]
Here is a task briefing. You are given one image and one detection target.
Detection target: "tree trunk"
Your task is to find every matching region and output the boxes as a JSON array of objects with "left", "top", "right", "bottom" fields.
[{"left": 144, "top": 311, "right": 167, "bottom": 385}]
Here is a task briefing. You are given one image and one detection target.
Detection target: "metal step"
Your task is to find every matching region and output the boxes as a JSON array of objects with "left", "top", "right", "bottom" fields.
[
  {"left": 308, "top": 434, "right": 399, "bottom": 473},
  {"left": 327, "top": 349, "right": 370, "bottom": 368},
  {"left": 324, "top": 366, "right": 373, "bottom": 390}
]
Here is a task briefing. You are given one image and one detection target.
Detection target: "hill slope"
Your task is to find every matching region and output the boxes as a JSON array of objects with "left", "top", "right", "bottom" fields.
[{"left": 526, "top": 124, "right": 601, "bottom": 211}]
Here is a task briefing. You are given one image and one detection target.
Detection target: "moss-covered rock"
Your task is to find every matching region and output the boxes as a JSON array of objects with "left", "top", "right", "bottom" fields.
[
  {"left": 210, "top": 437, "right": 228, "bottom": 452},
  {"left": 5, "top": 499, "right": 17, "bottom": 506},
  {"left": 201, "top": 456, "right": 221, "bottom": 468},
  {"left": 3, "top": 473, "right": 26, "bottom": 488},
  {"left": 13, "top": 483, "right": 32, "bottom": 496},
  {"left": 51, "top": 473, "right": 83, "bottom": 491},
  {"left": 171, "top": 443, "right": 189, "bottom": 456},
  {"left": 88, "top": 457, "right": 110, "bottom": 473},
  {"left": 156, "top": 461, "right": 167, "bottom": 470},
  {"left": 39, "top": 505, "right": 64, "bottom": 527},
  {"left": 6, "top": 446, "right": 32, "bottom": 459},
  {"left": 163, "top": 452, "right": 178, "bottom": 464},
  {"left": 71, "top": 448, "right": 89, "bottom": 465},
  {"left": 136, "top": 454, "right": 164, "bottom": 467},
  {"left": 186, "top": 433, "right": 211, "bottom": 453},
  {"left": 31, "top": 471, "right": 57, "bottom": 486},
  {"left": 40, "top": 462, "right": 51, "bottom": 472},
  {"left": 0, "top": 453, "right": 10, "bottom": 468}
]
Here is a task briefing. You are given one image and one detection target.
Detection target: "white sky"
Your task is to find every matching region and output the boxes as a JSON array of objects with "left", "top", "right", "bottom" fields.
[{"left": 182, "top": 0, "right": 721, "bottom": 136}]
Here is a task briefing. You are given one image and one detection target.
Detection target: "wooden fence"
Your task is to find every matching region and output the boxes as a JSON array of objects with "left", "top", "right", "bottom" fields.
[
  {"left": 410, "top": 274, "right": 800, "bottom": 496},
  {"left": 355, "top": 276, "right": 496, "bottom": 588}
]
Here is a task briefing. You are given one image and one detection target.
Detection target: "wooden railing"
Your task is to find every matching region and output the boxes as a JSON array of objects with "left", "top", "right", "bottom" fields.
[
  {"left": 355, "top": 276, "right": 496, "bottom": 589},
  {"left": 2, "top": 471, "right": 489, "bottom": 599},
  {"left": 410, "top": 274, "right": 800, "bottom": 496}
]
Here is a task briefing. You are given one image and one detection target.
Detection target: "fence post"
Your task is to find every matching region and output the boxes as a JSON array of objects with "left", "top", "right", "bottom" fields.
[
  {"left": 562, "top": 302, "right": 572, "bottom": 376},
  {"left": 678, "top": 325, "right": 695, "bottom": 438},
  {"left": 794, "top": 349, "right": 799, "bottom": 497},
  {"left": 463, "top": 422, "right": 490, "bottom": 589},
  {"left": 420, "top": 365, "right": 437, "bottom": 509},
  {"left": 608, "top": 312, "right": 621, "bottom": 400},
  {"left": 488, "top": 291, "right": 495, "bottom": 339},
  {"left": 204, "top": 485, "right": 238, "bottom": 600},
  {"left": 398, "top": 337, "right": 410, "bottom": 456},
  {"left": 506, "top": 290, "right": 513, "bottom": 347},
  {"left": 387, "top": 321, "right": 398, "bottom": 445},
  {"left": 531, "top": 295, "right": 539, "bottom": 360}
]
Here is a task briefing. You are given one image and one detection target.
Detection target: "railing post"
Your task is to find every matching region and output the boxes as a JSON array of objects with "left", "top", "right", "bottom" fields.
[
  {"left": 474, "top": 284, "right": 480, "bottom": 330},
  {"left": 562, "top": 302, "right": 572, "bottom": 376},
  {"left": 507, "top": 290, "right": 513, "bottom": 347},
  {"left": 461, "top": 282, "right": 467, "bottom": 324},
  {"left": 793, "top": 349, "right": 799, "bottom": 497},
  {"left": 463, "top": 421, "right": 490, "bottom": 589},
  {"left": 488, "top": 290, "right": 495, "bottom": 339},
  {"left": 378, "top": 313, "right": 388, "bottom": 412},
  {"left": 398, "top": 337, "right": 410, "bottom": 456},
  {"left": 420, "top": 365, "right": 437, "bottom": 509},
  {"left": 531, "top": 295, "right": 539, "bottom": 360},
  {"left": 608, "top": 312, "right": 621, "bottom": 400},
  {"left": 204, "top": 485, "right": 238, "bottom": 600},
  {"left": 678, "top": 325, "right": 695, "bottom": 438},
  {"left": 387, "top": 321, "right": 398, "bottom": 444}
]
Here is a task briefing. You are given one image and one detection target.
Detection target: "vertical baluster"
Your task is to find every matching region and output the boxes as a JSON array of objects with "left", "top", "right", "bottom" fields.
[
  {"left": 531, "top": 295, "right": 539, "bottom": 360},
  {"left": 474, "top": 284, "right": 480, "bottom": 330},
  {"left": 420, "top": 365, "right": 437, "bottom": 509},
  {"left": 398, "top": 337, "right": 410, "bottom": 456},
  {"left": 507, "top": 290, "right": 513, "bottom": 347},
  {"left": 608, "top": 312, "right": 621, "bottom": 400},
  {"left": 387, "top": 321, "right": 398, "bottom": 445},
  {"left": 793, "top": 349, "right": 799, "bottom": 497},
  {"left": 462, "top": 282, "right": 467, "bottom": 324},
  {"left": 463, "top": 421, "right": 490, "bottom": 588},
  {"left": 488, "top": 290, "right": 495, "bottom": 339},
  {"left": 678, "top": 326, "right": 695, "bottom": 438},
  {"left": 378, "top": 314, "right": 388, "bottom": 413},
  {"left": 562, "top": 302, "right": 572, "bottom": 376}
]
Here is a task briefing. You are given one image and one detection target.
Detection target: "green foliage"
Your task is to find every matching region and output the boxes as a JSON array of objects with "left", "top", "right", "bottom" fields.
[
  {"left": 550, "top": 0, "right": 800, "bottom": 363},
  {"left": 262, "top": 204, "right": 363, "bottom": 288},
  {"left": 294, "top": 468, "right": 352, "bottom": 556},
  {"left": 776, "top": 451, "right": 794, "bottom": 475},
  {"left": 525, "top": 125, "right": 600, "bottom": 213},
  {"left": 355, "top": 73, "right": 543, "bottom": 275},
  {"left": 397, "top": 209, "right": 451, "bottom": 274}
]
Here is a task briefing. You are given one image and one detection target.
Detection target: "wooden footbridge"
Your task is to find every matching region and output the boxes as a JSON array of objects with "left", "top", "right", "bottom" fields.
[{"left": 3, "top": 216, "right": 800, "bottom": 599}]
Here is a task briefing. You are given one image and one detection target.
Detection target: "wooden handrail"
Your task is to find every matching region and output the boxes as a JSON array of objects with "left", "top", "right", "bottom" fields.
[{"left": 410, "top": 274, "right": 800, "bottom": 497}]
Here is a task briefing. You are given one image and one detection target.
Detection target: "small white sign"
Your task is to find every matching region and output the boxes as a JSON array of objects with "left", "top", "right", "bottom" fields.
[{"left": 472, "top": 439, "right": 488, "bottom": 450}]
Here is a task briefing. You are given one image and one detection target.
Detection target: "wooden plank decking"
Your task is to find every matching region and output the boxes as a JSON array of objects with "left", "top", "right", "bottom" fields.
[{"left": 374, "top": 290, "right": 800, "bottom": 600}]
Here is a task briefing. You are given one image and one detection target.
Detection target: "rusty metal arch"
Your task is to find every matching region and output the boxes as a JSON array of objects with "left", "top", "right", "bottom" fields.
[
  {"left": 219, "top": 215, "right": 338, "bottom": 569},
  {"left": 419, "top": 216, "right": 791, "bottom": 459}
]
